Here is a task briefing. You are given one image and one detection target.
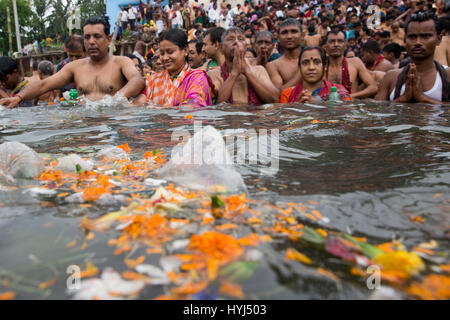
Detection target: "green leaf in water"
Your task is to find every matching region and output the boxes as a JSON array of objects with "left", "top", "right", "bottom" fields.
[
  {"left": 153, "top": 149, "right": 159, "bottom": 155},
  {"left": 220, "top": 261, "right": 259, "bottom": 282},
  {"left": 341, "top": 234, "right": 384, "bottom": 259},
  {"left": 76, "top": 164, "right": 83, "bottom": 175},
  {"left": 301, "top": 226, "right": 326, "bottom": 244},
  {"left": 113, "top": 171, "right": 120, "bottom": 176},
  {"left": 211, "top": 195, "right": 225, "bottom": 209}
]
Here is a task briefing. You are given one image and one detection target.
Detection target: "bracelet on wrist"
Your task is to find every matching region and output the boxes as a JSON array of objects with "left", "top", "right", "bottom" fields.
[{"left": 16, "top": 93, "right": 24, "bottom": 102}]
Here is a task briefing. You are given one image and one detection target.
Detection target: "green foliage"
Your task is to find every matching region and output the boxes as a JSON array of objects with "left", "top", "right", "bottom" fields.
[
  {"left": 0, "top": 0, "right": 106, "bottom": 55},
  {"left": 0, "top": 0, "right": 39, "bottom": 55}
]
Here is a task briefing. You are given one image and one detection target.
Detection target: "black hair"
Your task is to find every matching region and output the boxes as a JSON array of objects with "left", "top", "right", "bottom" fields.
[
  {"left": 308, "top": 24, "right": 315, "bottom": 33},
  {"left": 159, "top": 29, "right": 188, "bottom": 49},
  {"left": 83, "top": 16, "right": 111, "bottom": 35},
  {"left": 204, "top": 27, "right": 226, "bottom": 44},
  {"left": 438, "top": 16, "right": 450, "bottom": 33},
  {"left": 125, "top": 53, "right": 139, "bottom": 60},
  {"left": 382, "top": 42, "right": 402, "bottom": 59},
  {"left": 65, "top": 34, "right": 85, "bottom": 52},
  {"left": 324, "top": 30, "right": 346, "bottom": 43},
  {"left": 361, "top": 40, "right": 381, "bottom": 54},
  {"left": 382, "top": 30, "right": 391, "bottom": 38},
  {"left": 255, "top": 30, "right": 274, "bottom": 43},
  {"left": 405, "top": 11, "right": 440, "bottom": 34},
  {"left": 279, "top": 18, "right": 302, "bottom": 32},
  {"left": 298, "top": 46, "right": 327, "bottom": 72},
  {"left": 188, "top": 39, "right": 204, "bottom": 55},
  {"left": 0, "top": 57, "right": 18, "bottom": 80},
  {"left": 246, "top": 48, "right": 257, "bottom": 58}
]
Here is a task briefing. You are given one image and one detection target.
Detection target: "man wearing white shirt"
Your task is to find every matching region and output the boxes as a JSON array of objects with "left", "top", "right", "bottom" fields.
[
  {"left": 120, "top": 6, "right": 129, "bottom": 31},
  {"left": 208, "top": 2, "right": 220, "bottom": 26},
  {"left": 171, "top": 3, "right": 183, "bottom": 29},
  {"left": 128, "top": 4, "right": 138, "bottom": 31},
  {"left": 219, "top": 9, "right": 232, "bottom": 29}
]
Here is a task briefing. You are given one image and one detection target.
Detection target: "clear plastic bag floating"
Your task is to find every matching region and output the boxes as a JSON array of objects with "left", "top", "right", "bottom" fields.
[
  {"left": 157, "top": 125, "right": 247, "bottom": 194},
  {"left": 0, "top": 141, "right": 44, "bottom": 179}
]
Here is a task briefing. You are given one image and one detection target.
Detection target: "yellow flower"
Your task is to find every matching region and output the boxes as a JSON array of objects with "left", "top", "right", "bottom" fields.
[{"left": 375, "top": 250, "right": 425, "bottom": 277}]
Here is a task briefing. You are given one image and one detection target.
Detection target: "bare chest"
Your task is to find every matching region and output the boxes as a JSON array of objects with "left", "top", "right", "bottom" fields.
[
  {"left": 278, "top": 59, "right": 299, "bottom": 83},
  {"left": 74, "top": 63, "right": 125, "bottom": 96}
]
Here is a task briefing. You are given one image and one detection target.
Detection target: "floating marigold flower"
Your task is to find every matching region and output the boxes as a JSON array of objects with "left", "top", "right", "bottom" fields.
[
  {"left": 406, "top": 274, "right": 450, "bottom": 300},
  {"left": 39, "top": 278, "right": 56, "bottom": 290},
  {"left": 374, "top": 250, "right": 425, "bottom": 277},
  {"left": 117, "top": 143, "right": 131, "bottom": 153},
  {"left": 38, "top": 169, "right": 62, "bottom": 182},
  {"left": 0, "top": 291, "right": 16, "bottom": 300},
  {"left": 188, "top": 231, "right": 244, "bottom": 264},
  {"left": 184, "top": 114, "right": 193, "bottom": 119},
  {"left": 219, "top": 281, "right": 244, "bottom": 299},
  {"left": 285, "top": 248, "right": 312, "bottom": 265},
  {"left": 171, "top": 281, "right": 208, "bottom": 295}
]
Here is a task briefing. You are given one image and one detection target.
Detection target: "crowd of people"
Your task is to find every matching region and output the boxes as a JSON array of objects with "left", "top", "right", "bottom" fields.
[{"left": 1, "top": 0, "right": 449, "bottom": 109}]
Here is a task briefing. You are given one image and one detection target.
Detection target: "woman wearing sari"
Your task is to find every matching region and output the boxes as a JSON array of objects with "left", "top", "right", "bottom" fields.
[
  {"left": 134, "top": 29, "right": 214, "bottom": 107},
  {"left": 280, "top": 46, "right": 352, "bottom": 103}
]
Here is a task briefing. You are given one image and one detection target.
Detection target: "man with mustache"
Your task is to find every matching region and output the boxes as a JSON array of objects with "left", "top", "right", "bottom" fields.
[
  {"left": 324, "top": 30, "right": 377, "bottom": 99},
  {"left": 376, "top": 12, "right": 450, "bottom": 103},
  {"left": 0, "top": 16, "right": 144, "bottom": 108}
]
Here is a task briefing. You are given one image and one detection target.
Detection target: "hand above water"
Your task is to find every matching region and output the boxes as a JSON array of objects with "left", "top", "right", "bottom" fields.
[{"left": 0, "top": 96, "right": 21, "bottom": 109}]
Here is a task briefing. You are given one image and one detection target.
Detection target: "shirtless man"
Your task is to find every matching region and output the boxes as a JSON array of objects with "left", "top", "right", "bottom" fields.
[
  {"left": 376, "top": 12, "right": 450, "bottom": 103},
  {"left": 266, "top": 18, "right": 303, "bottom": 91},
  {"left": 360, "top": 40, "right": 395, "bottom": 72},
  {"left": 208, "top": 27, "right": 279, "bottom": 105},
  {"left": 324, "top": 30, "right": 378, "bottom": 99},
  {"left": 0, "top": 16, "right": 144, "bottom": 108},
  {"left": 304, "top": 24, "right": 322, "bottom": 47},
  {"left": 434, "top": 16, "right": 450, "bottom": 67}
]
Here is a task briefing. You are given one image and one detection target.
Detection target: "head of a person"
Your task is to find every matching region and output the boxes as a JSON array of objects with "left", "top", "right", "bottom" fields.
[
  {"left": 203, "top": 27, "right": 225, "bottom": 59},
  {"left": 391, "top": 21, "right": 401, "bottom": 33},
  {"left": 254, "top": 31, "right": 274, "bottom": 57},
  {"left": 324, "top": 30, "right": 347, "bottom": 57},
  {"left": 158, "top": 29, "right": 188, "bottom": 75},
  {"left": 0, "top": 57, "right": 20, "bottom": 90},
  {"left": 438, "top": 16, "right": 450, "bottom": 36},
  {"left": 405, "top": 11, "right": 441, "bottom": 61},
  {"left": 278, "top": 18, "right": 303, "bottom": 50},
  {"left": 346, "top": 50, "right": 356, "bottom": 58},
  {"left": 83, "top": 16, "right": 111, "bottom": 61},
  {"left": 220, "top": 27, "right": 246, "bottom": 61},
  {"left": 125, "top": 53, "right": 142, "bottom": 73},
  {"left": 65, "top": 34, "right": 86, "bottom": 62},
  {"left": 360, "top": 40, "right": 381, "bottom": 66},
  {"left": 151, "top": 55, "right": 164, "bottom": 73},
  {"left": 143, "top": 59, "right": 152, "bottom": 75},
  {"left": 298, "top": 46, "right": 327, "bottom": 85},
  {"left": 128, "top": 3, "right": 132, "bottom": 9},
  {"left": 187, "top": 39, "right": 205, "bottom": 68},
  {"left": 37, "top": 60, "right": 54, "bottom": 80},
  {"left": 308, "top": 24, "right": 315, "bottom": 34},
  {"left": 382, "top": 42, "right": 402, "bottom": 63}
]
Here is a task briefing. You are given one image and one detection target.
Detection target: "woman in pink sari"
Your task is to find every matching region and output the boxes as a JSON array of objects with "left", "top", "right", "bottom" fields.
[{"left": 134, "top": 29, "right": 214, "bottom": 107}]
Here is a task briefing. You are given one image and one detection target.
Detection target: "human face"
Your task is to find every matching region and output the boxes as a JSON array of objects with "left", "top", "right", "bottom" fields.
[
  {"left": 131, "top": 58, "right": 141, "bottom": 73},
  {"left": 325, "top": 32, "right": 346, "bottom": 57},
  {"left": 278, "top": 24, "right": 301, "bottom": 50},
  {"left": 83, "top": 24, "right": 111, "bottom": 61},
  {"left": 187, "top": 42, "right": 204, "bottom": 68},
  {"left": 2, "top": 70, "right": 19, "bottom": 90},
  {"left": 67, "top": 47, "right": 86, "bottom": 62},
  {"left": 143, "top": 63, "right": 151, "bottom": 75},
  {"left": 221, "top": 31, "right": 246, "bottom": 60},
  {"left": 255, "top": 34, "right": 274, "bottom": 57},
  {"left": 203, "top": 34, "right": 218, "bottom": 59},
  {"left": 392, "top": 22, "right": 400, "bottom": 33},
  {"left": 159, "top": 40, "right": 187, "bottom": 76},
  {"left": 360, "top": 49, "right": 376, "bottom": 67},
  {"left": 300, "top": 49, "right": 324, "bottom": 85},
  {"left": 406, "top": 20, "right": 440, "bottom": 61},
  {"left": 346, "top": 51, "right": 356, "bottom": 58}
]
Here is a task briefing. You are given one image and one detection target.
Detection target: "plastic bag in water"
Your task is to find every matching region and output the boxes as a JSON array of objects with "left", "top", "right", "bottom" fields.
[
  {"left": 0, "top": 141, "right": 44, "bottom": 179},
  {"left": 157, "top": 126, "right": 247, "bottom": 194},
  {"left": 55, "top": 154, "right": 93, "bottom": 173}
]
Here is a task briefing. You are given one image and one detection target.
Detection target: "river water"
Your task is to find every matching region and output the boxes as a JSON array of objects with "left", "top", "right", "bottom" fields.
[{"left": 0, "top": 100, "right": 449, "bottom": 299}]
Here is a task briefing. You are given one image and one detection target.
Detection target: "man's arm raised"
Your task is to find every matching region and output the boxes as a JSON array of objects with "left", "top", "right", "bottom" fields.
[
  {"left": 351, "top": 58, "right": 378, "bottom": 99},
  {"left": 117, "top": 56, "right": 145, "bottom": 99},
  {"left": 0, "top": 64, "right": 73, "bottom": 108}
]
